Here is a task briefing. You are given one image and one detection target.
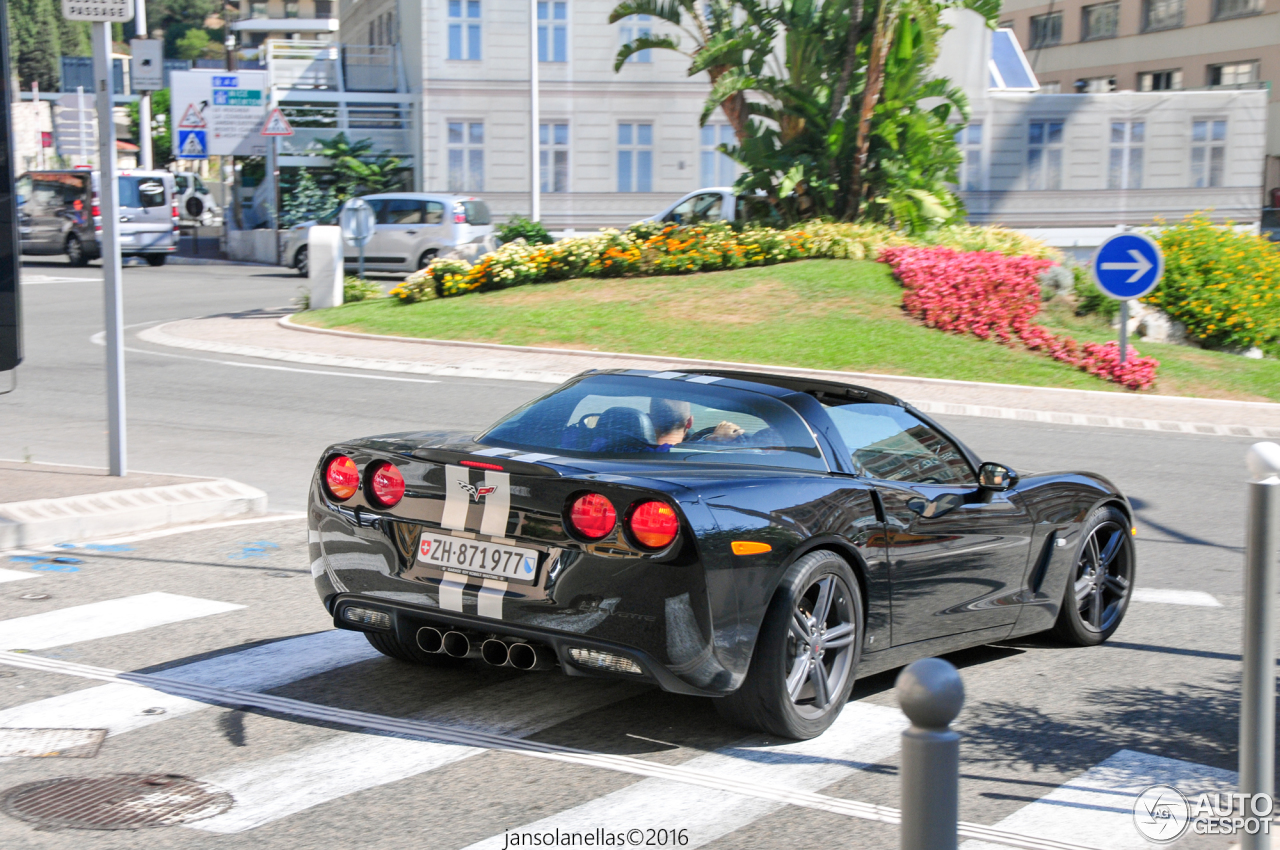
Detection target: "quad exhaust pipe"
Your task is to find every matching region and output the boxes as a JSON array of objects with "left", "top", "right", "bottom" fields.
[
  {"left": 416, "top": 625, "right": 556, "bottom": 669},
  {"left": 508, "top": 641, "right": 557, "bottom": 671},
  {"left": 416, "top": 626, "right": 444, "bottom": 654},
  {"left": 442, "top": 630, "right": 484, "bottom": 659}
]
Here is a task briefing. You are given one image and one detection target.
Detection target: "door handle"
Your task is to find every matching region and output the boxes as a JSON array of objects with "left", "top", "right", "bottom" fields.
[
  {"left": 120, "top": 216, "right": 132, "bottom": 222},
  {"left": 406, "top": 230, "right": 417, "bottom": 235}
]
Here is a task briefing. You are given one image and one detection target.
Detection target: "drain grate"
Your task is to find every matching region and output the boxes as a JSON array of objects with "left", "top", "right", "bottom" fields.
[
  {"left": 0, "top": 728, "right": 106, "bottom": 758},
  {"left": 1, "top": 773, "right": 233, "bottom": 830}
]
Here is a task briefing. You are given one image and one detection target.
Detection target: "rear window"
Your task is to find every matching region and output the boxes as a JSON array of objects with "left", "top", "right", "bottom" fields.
[
  {"left": 479, "top": 374, "right": 827, "bottom": 471},
  {"left": 460, "top": 200, "right": 490, "bottom": 225},
  {"left": 119, "top": 177, "right": 166, "bottom": 209}
]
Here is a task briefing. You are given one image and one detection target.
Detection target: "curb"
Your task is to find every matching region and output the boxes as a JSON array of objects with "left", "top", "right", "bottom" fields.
[
  {"left": 167, "top": 256, "right": 275, "bottom": 267},
  {"left": 0, "top": 478, "right": 269, "bottom": 550}
]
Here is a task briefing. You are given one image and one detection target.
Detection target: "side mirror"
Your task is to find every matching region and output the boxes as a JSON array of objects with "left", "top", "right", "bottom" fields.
[{"left": 979, "top": 462, "right": 1019, "bottom": 491}]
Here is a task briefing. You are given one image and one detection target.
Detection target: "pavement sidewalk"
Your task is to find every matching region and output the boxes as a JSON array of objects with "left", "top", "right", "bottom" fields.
[
  {"left": 0, "top": 461, "right": 268, "bottom": 551},
  {"left": 136, "top": 311, "right": 1280, "bottom": 439}
]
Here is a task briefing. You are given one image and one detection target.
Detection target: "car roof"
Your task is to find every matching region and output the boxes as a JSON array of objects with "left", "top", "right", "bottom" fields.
[{"left": 358, "top": 193, "right": 484, "bottom": 202}]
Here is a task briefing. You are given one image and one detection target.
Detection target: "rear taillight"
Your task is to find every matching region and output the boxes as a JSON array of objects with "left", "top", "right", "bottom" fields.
[
  {"left": 568, "top": 493, "right": 616, "bottom": 540},
  {"left": 628, "top": 501, "right": 679, "bottom": 549},
  {"left": 325, "top": 455, "right": 359, "bottom": 500},
  {"left": 454, "top": 212, "right": 467, "bottom": 223},
  {"left": 368, "top": 462, "right": 405, "bottom": 508},
  {"left": 172, "top": 199, "right": 179, "bottom": 221}
]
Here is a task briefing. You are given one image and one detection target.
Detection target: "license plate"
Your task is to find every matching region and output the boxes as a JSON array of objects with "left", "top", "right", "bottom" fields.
[{"left": 416, "top": 532, "right": 540, "bottom": 583}]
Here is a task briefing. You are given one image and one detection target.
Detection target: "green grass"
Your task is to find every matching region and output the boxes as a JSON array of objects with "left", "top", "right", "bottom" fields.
[{"left": 299, "top": 260, "right": 1280, "bottom": 401}]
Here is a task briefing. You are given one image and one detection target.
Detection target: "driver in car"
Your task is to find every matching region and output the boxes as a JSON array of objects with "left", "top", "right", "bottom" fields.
[{"left": 651, "top": 399, "right": 745, "bottom": 447}]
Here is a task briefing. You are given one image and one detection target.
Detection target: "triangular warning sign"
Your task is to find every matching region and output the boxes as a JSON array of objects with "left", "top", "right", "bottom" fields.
[
  {"left": 261, "top": 108, "right": 294, "bottom": 136},
  {"left": 180, "top": 132, "right": 206, "bottom": 157},
  {"left": 178, "top": 103, "right": 206, "bottom": 129}
]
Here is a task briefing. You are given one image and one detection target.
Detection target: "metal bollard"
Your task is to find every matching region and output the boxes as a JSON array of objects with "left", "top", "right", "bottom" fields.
[
  {"left": 896, "top": 657, "right": 965, "bottom": 850},
  {"left": 1240, "top": 442, "right": 1280, "bottom": 850},
  {"left": 308, "top": 226, "right": 345, "bottom": 310}
]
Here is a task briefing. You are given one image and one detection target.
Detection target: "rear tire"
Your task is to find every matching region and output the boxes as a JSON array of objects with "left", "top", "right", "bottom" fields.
[
  {"left": 1050, "top": 506, "right": 1135, "bottom": 646},
  {"left": 364, "top": 630, "right": 463, "bottom": 666},
  {"left": 715, "top": 550, "right": 864, "bottom": 739},
  {"left": 295, "top": 246, "right": 308, "bottom": 277},
  {"left": 145, "top": 255, "right": 167, "bottom": 267},
  {"left": 66, "top": 235, "right": 89, "bottom": 267},
  {"left": 416, "top": 249, "right": 437, "bottom": 270}
]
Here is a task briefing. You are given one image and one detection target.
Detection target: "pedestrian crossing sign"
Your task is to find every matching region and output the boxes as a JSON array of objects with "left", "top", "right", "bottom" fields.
[
  {"left": 177, "top": 103, "right": 207, "bottom": 129},
  {"left": 261, "top": 108, "right": 294, "bottom": 137},
  {"left": 178, "top": 129, "right": 208, "bottom": 159}
]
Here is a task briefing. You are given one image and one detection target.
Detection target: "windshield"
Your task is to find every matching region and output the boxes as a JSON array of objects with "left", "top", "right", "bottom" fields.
[
  {"left": 479, "top": 374, "right": 826, "bottom": 471},
  {"left": 119, "top": 176, "right": 166, "bottom": 209}
]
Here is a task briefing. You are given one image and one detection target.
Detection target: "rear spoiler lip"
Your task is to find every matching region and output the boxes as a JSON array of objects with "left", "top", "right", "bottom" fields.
[{"left": 406, "top": 447, "right": 569, "bottom": 478}]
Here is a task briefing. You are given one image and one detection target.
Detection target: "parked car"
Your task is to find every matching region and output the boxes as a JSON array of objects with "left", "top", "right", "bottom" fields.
[
  {"left": 172, "top": 171, "right": 221, "bottom": 224},
  {"left": 642, "top": 188, "right": 780, "bottom": 227},
  {"left": 285, "top": 194, "right": 494, "bottom": 276},
  {"left": 16, "top": 169, "right": 178, "bottom": 266}
]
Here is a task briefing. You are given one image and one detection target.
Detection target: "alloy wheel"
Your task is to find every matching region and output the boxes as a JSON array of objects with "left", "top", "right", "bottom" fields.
[
  {"left": 785, "top": 573, "right": 857, "bottom": 718},
  {"left": 1073, "top": 521, "right": 1132, "bottom": 633}
]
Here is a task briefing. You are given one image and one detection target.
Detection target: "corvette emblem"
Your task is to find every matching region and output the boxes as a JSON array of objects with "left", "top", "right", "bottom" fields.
[{"left": 459, "top": 480, "right": 497, "bottom": 501}]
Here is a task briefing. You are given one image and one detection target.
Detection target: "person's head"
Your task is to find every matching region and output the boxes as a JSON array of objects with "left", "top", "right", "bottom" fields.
[{"left": 650, "top": 398, "right": 692, "bottom": 444}]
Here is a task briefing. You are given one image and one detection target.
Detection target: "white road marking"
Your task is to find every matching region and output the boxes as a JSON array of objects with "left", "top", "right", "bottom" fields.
[
  {"left": 1131, "top": 588, "right": 1222, "bottom": 607},
  {"left": 188, "top": 675, "right": 644, "bottom": 834},
  {"left": 0, "top": 630, "right": 381, "bottom": 740},
  {"left": 20, "top": 274, "right": 98, "bottom": 284},
  {"left": 0, "top": 568, "right": 39, "bottom": 584},
  {"left": 461, "top": 701, "right": 907, "bottom": 850},
  {"left": 0, "top": 592, "right": 243, "bottom": 650},
  {"left": 960, "top": 750, "right": 1236, "bottom": 850},
  {"left": 122, "top": 344, "right": 442, "bottom": 383}
]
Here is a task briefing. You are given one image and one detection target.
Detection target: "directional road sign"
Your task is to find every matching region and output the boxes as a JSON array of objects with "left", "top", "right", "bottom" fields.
[
  {"left": 340, "top": 199, "right": 377, "bottom": 248},
  {"left": 261, "top": 108, "right": 294, "bottom": 137},
  {"left": 169, "top": 70, "right": 268, "bottom": 157},
  {"left": 1091, "top": 232, "right": 1164, "bottom": 300}
]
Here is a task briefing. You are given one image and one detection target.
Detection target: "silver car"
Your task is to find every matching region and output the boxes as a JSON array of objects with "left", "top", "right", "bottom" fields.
[
  {"left": 285, "top": 193, "right": 494, "bottom": 276},
  {"left": 642, "top": 188, "right": 779, "bottom": 227}
]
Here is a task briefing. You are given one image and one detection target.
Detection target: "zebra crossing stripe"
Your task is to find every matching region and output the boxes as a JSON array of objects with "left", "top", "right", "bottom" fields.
[
  {"left": 0, "top": 568, "right": 39, "bottom": 584},
  {"left": 460, "top": 702, "right": 907, "bottom": 850},
  {"left": 0, "top": 592, "right": 243, "bottom": 650},
  {"left": 0, "top": 630, "right": 381, "bottom": 741},
  {"left": 959, "top": 750, "right": 1236, "bottom": 850},
  {"left": 188, "top": 676, "right": 646, "bottom": 834}
]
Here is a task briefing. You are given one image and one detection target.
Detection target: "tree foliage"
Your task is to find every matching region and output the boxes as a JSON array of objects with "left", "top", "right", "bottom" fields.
[{"left": 317, "top": 133, "right": 407, "bottom": 198}]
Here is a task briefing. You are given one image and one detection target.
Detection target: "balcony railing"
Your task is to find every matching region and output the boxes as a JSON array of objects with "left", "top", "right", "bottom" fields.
[{"left": 266, "top": 41, "right": 405, "bottom": 93}]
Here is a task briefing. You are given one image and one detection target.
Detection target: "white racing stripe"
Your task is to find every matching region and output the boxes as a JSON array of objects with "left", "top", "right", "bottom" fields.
[
  {"left": 0, "top": 592, "right": 243, "bottom": 650},
  {"left": 1130, "top": 588, "right": 1222, "bottom": 607},
  {"left": 477, "top": 578, "right": 507, "bottom": 619},
  {"left": 440, "top": 572, "right": 467, "bottom": 612},
  {"left": 0, "top": 630, "right": 381, "bottom": 741},
  {"left": 960, "top": 750, "right": 1236, "bottom": 850},
  {"left": 442, "top": 465, "right": 471, "bottom": 530},
  {"left": 0, "top": 569, "right": 39, "bottom": 584},
  {"left": 461, "top": 702, "right": 906, "bottom": 850},
  {"left": 189, "top": 675, "right": 645, "bottom": 834},
  {"left": 479, "top": 470, "right": 511, "bottom": 536}
]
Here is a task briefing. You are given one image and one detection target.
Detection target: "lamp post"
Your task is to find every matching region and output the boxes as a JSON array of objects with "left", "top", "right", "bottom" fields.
[{"left": 529, "top": 0, "right": 539, "bottom": 222}]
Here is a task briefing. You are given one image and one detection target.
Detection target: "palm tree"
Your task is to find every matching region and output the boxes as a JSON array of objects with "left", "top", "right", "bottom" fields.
[{"left": 317, "top": 133, "right": 405, "bottom": 199}]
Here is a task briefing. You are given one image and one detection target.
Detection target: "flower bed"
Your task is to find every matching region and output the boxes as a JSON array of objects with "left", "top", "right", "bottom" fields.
[{"left": 880, "top": 247, "right": 1159, "bottom": 390}]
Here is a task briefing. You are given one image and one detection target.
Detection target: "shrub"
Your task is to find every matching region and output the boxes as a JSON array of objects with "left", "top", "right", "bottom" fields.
[
  {"left": 1147, "top": 214, "right": 1280, "bottom": 354},
  {"left": 881, "top": 246, "right": 1159, "bottom": 390},
  {"left": 926, "top": 225, "right": 1065, "bottom": 263},
  {"left": 1071, "top": 265, "right": 1121, "bottom": 320},
  {"left": 791, "top": 221, "right": 911, "bottom": 261},
  {"left": 497, "top": 215, "right": 553, "bottom": 246},
  {"left": 390, "top": 258, "right": 471, "bottom": 302},
  {"left": 343, "top": 276, "right": 384, "bottom": 303}
]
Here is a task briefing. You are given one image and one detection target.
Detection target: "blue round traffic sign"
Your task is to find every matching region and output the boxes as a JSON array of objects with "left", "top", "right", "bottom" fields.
[{"left": 1091, "top": 232, "right": 1163, "bottom": 300}]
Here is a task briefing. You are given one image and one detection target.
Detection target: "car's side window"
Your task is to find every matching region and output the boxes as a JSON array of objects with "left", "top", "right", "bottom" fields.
[
  {"left": 366, "top": 199, "right": 389, "bottom": 223},
  {"left": 824, "top": 402, "right": 976, "bottom": 486},
  {"left": 383, "top": 198, "right": 424, "bottom": 224},
  {"left": 424, "top": 201, "right": 445, "bottom": 224}
]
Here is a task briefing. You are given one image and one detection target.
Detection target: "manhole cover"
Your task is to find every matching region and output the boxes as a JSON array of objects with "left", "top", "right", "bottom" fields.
[{"left": 1, "top": 773, "right": 233, "bottom": 830}]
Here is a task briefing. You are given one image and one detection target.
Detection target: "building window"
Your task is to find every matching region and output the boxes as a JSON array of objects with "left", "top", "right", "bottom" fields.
[
  {"left": 1191, "top": 119, "right": 1226, "bottom": 187},
  {"left": 1143, "top": 0, "right": 1184, "bottom": 30},
  {"left": 954, "top": 123, "right": 983, "bottom": 191},
  {"left": 538, "top": 1, "right": 567, "bottom": 62},
  {"left": 448, "top": 0, "right": 481, "bottom": 61},
  {"left": 1027, "top": 120, "right": 1063, "bottom": 190},
  {"left": 1082, "top": 2, "right": 1119, "bottom": 40},
  {"left": 1213, "top": 0, "right": 1261, "bottom": 19},
  {"left": 376, "top": 14, "right": 384, "bottom": 43},
  {"left": 315, "top": 0, "right": 333, "bottom": 16},
  {"left": 284, "top": 1, "right": 299, "bottom": 17},
  {"left": 1209, "top": 61, "right": 1259, "bottom": 86},
  {"left": 1040, "top": 81, "right": 1062, "bottom": 93},
  {"left": 1139, "top": 69, "right": 1182, "bottom": 90},
  {"left": 700, "top": 124, "right": 736, "bottom": 188},
  {"left": 1108, "top": 121, "right": 1144, "bottom": 189},
  {"left": 250, "top": 0, "right": 268, "bottom": 18},
  {"left": 618, "top": 14, "right": 652, "bottom": 63},
  {"left": 1076, "top": 75, "right": 1116, "bottom": 93},
  {"left": 540, "top": 122, "right": 569, "bottom": 193},
  {"left": 368, "top": 21, "right": 375, "bottom": 45},
  {"left": 617, "top": 123, "right": 652, "bottom": 192},
  {"left": 1030, "top": 12, "right": 1062, "bottom": 47},
  {"left": 448, "top": 121, "right": 484, "bottom": 192}
]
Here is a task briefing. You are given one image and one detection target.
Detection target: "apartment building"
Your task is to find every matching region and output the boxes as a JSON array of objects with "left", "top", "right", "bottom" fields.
[
  {"left": 998, "top": 0, "right": 1280, "bottom": 195},
  {"left": 229, "top": 0, "right": 340, "bottom": 61},
  {"left": 337, "top": 0, "right": 737, "bottom": 226}
]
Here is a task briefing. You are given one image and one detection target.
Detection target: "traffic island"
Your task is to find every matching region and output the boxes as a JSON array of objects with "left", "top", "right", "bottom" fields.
[{"left": 0, "top": 461, "right": 268, "bottom": 550}]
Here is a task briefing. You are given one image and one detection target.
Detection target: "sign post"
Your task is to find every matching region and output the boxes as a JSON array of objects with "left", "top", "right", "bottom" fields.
[
  {"left": 340, "top": 198, "right": 376, "bottom": 279},
  {"left": 63, "top": 0, "right": 135, "bottom": 476},
  {"left": 1090, "top": 232, "right": 1164, "bottom": 365},
  {"left": 261, "top": 107, "right": 293, "bottom": 267}
]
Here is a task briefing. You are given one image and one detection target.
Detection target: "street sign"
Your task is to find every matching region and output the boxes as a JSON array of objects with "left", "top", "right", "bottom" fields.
[
  {"left": 177, "top": 129, "right": 208, "bottom": 159},
  {"left": 62, "top": 0, "right": 133, "bottom": 21},
  {"left": 1091, "top": 232, "right": 1164, "bottom": 300},
  {"left": 129, "top": 38, "right": 163, "bottom": 90},
  {"left": 341, "top": 198, "right": 377, "bottom": 278},
  {"left": 169, "top": 70, "right": 268, "bottom": 157},
  {"left": 261, "top": 108, "right": 294, "bottom": 136}
]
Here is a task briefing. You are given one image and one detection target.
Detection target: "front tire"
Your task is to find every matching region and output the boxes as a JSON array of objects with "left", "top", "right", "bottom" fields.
[
  {"left": 66, "top": 235, "right": 89, "bottom": 267},
  {"left": 295, "top": 246, "right": 308, "bottom": 277},
  {"left": 1051, "top": 506, "right": 1135, "bottom": 646},
  {"left": 716, "top": 550, "right": 864, "bottom": 739},
  {"left": 416, "top": 249, "right": 437, "bottom": 270},
  {"left": 145, "top": 254, "right": 167, "bottom": 267}
]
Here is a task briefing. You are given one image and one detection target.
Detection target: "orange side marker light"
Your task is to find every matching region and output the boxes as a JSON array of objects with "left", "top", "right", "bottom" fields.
[{"left": 731, "top": 541, "right": 772, "bottom": 556}]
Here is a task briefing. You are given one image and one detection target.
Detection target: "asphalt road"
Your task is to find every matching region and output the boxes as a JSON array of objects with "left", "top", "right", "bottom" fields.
[{"left": 0, "top": 257, "right": 1270, "bottom": 849}]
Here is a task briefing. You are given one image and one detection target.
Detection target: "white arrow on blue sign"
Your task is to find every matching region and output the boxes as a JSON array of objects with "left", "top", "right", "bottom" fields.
[{"left": 1091, "top": 232, "right": 1163, "bottom": 300}]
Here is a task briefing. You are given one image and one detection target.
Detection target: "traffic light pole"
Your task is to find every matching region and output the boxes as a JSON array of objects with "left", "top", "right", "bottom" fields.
[{"left": 94, "top": 21, "right": 127, "bottom": 476}]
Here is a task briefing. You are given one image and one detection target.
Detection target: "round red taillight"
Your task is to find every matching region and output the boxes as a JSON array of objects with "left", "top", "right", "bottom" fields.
[
  {"left": 325, "top": 455, "right": 359, "bottom": 501},
  {"left": 368, "top": 462, "right": 405, "bottom": 508},
  {"left": 629, "top": 501, "right": 679, "bottom": 549},
  {"left": 569, "top": 493, "right": 616, "bottom": 540}
]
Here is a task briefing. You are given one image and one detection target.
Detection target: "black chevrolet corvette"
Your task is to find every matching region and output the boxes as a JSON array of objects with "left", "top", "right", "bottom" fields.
[{"left": 309, "top": 369, "right": 1136, "bottom": 739}]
